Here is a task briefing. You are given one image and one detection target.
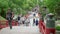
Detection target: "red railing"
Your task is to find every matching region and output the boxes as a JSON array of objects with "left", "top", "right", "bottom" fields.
[
  {"left": 39, "top": 20, "right": 55, "bottom": 34},
  {"left": 0, "top": 20, "right": 18, "bottom": 29}
]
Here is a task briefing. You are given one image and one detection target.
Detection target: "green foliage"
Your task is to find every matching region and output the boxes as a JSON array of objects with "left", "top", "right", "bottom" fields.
[
  {"left": 43, "top": 0, "right": 60, "bottom": 16},
  {"left": 56, "top": 26, "right": 60, "bottom": 31},
  {"left": 0, "top": 0, "right": 41, "bottom": 18},
  {"left": 0, "top": 0, "right": 60, "bottom": 18},
  {"left": 0, "top": 16, "right": 6, "bottom": 20}
]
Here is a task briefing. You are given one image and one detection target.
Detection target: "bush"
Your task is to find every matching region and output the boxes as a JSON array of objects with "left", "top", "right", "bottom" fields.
[
  {"left": 56, "top": 26, "right": 60, "bottom": 31},
  {"left": 0, "top": 16, "right": 6, "bottom": 20}
]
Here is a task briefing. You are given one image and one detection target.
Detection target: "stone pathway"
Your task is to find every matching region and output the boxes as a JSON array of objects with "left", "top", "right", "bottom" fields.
[{"left": 0, "top": 26, "right": 41, "bottom": 34}]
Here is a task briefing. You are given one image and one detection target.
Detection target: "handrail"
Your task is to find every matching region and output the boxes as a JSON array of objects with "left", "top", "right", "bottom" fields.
[{"left": 0, "top": 20, "right": 18, "bottom": 29}]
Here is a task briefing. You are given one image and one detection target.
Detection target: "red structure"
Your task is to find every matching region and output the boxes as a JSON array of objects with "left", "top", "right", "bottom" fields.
[
  {"left": 0, "top": 20, "right": 18, "bottom": 29},
  {"left": 39, "top": 13, "right": 56, "bottom": 34},
  {"left": 39, "top": 20, "right": 55, "bottom": 34}
]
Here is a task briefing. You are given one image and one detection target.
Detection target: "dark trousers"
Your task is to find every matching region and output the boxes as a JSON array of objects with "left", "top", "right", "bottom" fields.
[
  {"left": 6, "top": 17, "right": 12, "bottom": 29},
  {"left": 36, "top": 20, "right": 38, "bottom": 26},
  {"left": 33, "top": 19, "right": 35, "bottom": 26},
  {"left": 8, "top": 20, "right": 12, "bottom": 29},
  {"left": 22, "top": 21, "right": 25, "bottom": 24}
]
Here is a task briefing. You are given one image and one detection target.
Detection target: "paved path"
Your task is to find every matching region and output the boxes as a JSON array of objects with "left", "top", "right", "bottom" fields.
[{"left": 0, "top": 26, "right": 41, "bottom": 34}]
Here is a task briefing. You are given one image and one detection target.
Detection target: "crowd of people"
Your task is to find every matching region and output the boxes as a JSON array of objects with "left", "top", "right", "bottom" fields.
[
  {"left": 6, "top": 8, "right": 40, "bottom": 29},
  {"left": 17, "top": 14, "right": 30, "bottom": 26}
]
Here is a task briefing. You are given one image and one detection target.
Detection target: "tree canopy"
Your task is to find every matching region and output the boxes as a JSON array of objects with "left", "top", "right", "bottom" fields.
[
  {"left": 0, "top": 0, "right": 41, "bottom": 18},
  {"left": 43, "top": 0, "right": 60, "bottom": 16},
  {"left": 0, "top": 0, "right": 60, "bottom": 18}
]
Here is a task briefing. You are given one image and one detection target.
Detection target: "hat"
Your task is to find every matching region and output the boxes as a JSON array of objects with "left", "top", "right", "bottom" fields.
[{"left": 48, "top": 13, "right": 54, "bottom": 15}]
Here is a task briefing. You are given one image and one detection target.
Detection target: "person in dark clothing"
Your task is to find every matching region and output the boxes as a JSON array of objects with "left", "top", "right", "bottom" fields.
[
  {"left": 33, "top": 18, "right": 35, "bottom": 26},
  {"left": 18, "top": 15, "right": 20, "bottom": 21},
  {"left": 6, "top": 8, "right": 13, "bottom": 29},
  {"left": 17, "top": 15, "right": 21, "bottom": 26},
  {"left": 36, "top": 19, "right": 38, "bottom": 26},
  {"left": 33, "top": 14, "right": 35, "bottom": 16}
]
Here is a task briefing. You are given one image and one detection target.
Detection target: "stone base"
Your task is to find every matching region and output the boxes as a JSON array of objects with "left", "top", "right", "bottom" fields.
[{"left": 56, "top": 31, "right": 60, "bottom": 34}]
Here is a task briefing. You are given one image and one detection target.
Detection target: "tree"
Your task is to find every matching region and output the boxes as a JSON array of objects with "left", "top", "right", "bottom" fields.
[
  {"left": 43, "top": 0, "right": 60, "bottom": 16},
  {"left": 0, "top": 0, "right": 41, "bottom": 18}
]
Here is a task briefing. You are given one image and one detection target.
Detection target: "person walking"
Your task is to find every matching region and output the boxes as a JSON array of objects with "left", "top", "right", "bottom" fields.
[
  {"left": 25, "top": 18, "right": 30, "bottom": 26},
  {"left": 6, "top": 8, "right": 13, "bottom": 29}
]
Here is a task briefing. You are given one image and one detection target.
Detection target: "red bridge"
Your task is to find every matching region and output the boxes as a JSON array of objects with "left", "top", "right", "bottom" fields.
[
  {"left": 39, "top": 20, "right": 55, "bottom": 34},
  {"left": 0, "top": 20, "right": 18, "bottom": 29}
]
